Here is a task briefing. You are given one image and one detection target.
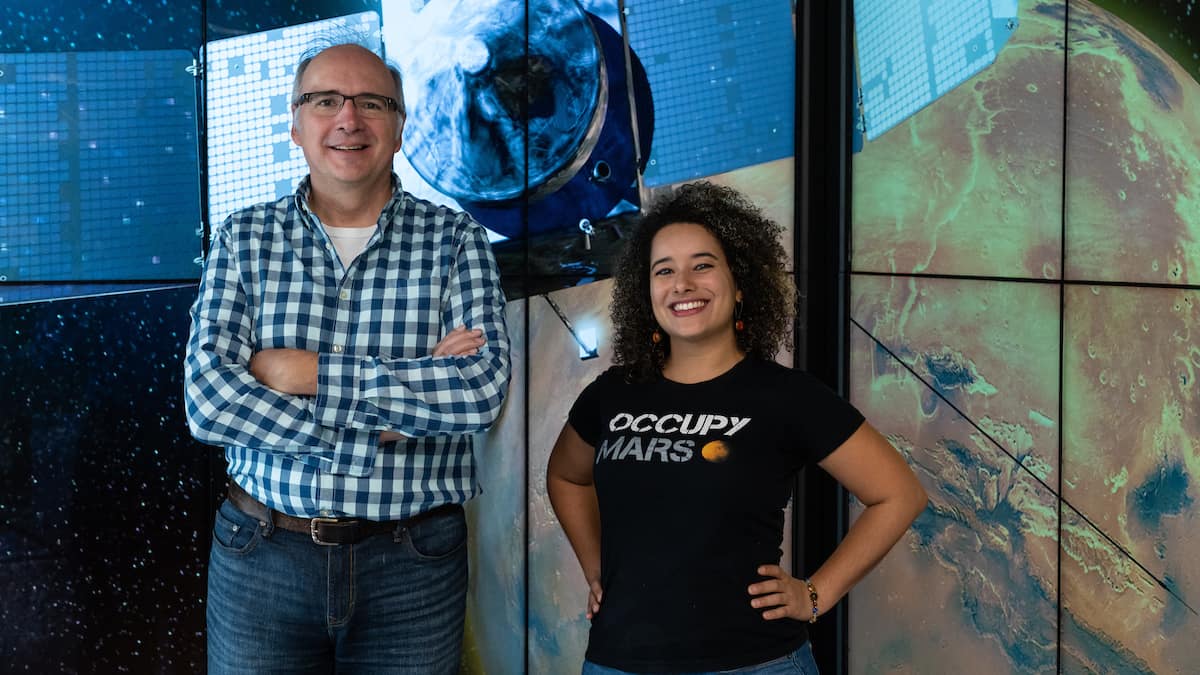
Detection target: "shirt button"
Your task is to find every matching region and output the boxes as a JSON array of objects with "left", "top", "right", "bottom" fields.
[
  {"left": 332, "top": 344, "right": 344, "bottom": 353},
  {"left": 339, "top": 289, "right": 350, "bottom": 301}
]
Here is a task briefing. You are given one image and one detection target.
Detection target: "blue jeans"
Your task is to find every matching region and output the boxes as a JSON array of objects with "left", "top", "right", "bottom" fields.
[
  {"left": 581, "top": 642, "right": 820, "bottom": 675},
  {"left": 206, "top": 498, "right": 468, "bottom": 674}
]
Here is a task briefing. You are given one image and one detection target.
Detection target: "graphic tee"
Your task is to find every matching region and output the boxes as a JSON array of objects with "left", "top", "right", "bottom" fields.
[{"left": 568, "top": 357, "right": 865, "bottom": 672}]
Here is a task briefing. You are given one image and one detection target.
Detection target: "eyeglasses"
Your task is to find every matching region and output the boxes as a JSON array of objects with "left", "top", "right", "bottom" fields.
[{"left": 295, "top": 91, "right": 400, "bottom": 118}]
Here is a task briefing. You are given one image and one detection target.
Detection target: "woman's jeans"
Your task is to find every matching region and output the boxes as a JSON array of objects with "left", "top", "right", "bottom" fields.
[
  {"left": 582, "top": 641, "right": 820, "bottom": 675},
  {"left": 206, "top": 498, "right": 468, "bottom": 674}
]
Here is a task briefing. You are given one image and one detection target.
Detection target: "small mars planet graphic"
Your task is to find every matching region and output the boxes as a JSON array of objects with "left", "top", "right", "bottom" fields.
[{"left": 701, "top": 440, "right": 731, "bottom": 463}]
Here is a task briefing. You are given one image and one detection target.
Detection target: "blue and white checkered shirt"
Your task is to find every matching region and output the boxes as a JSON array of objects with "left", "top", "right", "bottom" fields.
[{"left": 184, "top": 176, "right": 510, "bottom": 520}]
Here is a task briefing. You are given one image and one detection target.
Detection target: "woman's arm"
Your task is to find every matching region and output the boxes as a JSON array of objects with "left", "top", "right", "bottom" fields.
[
  {"left": 546, "top": 422, "right": 605, "bottom": 618},
  {"left": 749, "top": 421, "right": 927, "bottom": 620}
]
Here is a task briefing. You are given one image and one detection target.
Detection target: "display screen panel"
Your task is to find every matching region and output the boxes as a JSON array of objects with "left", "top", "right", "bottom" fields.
[
  {"left": 1061, "top": 284, "right": 1200, "bottom": 671},
  {"left": 626, "top": 0, "right": 795, "bottom": 187},
  {"left": 848, "top": 0, "right": 1200, "bottom": 671},
  {"left": 0, "top": 287, "right": 212, "bottom": 670},
  {"left": 463, "top": 299, "right": 527, "bottom": 674},
  {"left": 526, "top": 280, "right": 617, "bottom": 675},
  {"left": 1062, "top": 1, "right": 1200, "bottom": 284},
  {"left": 848, "top": 321, "right": 1059, "bottom": 673},
  {"left": 0, "top": 50, "right": 200, "bottom": 285},
  {"left": 850, "top": 1, "right": 1063, "bottom": 280},
  {"left": 847, "top": 274, "right": 1061, "bottom": 673},
  {"left": 203, "top": 12, "right": 381, "bottom": 234}
]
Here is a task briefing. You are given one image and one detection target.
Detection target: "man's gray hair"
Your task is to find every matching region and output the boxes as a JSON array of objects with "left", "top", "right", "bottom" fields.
[{"left": 290, "top": 37, "right": 406, "bottom": 119}]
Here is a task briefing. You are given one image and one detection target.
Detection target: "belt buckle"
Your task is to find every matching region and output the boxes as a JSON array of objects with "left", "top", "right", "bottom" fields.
[{"left": 310, "top": 517, "right": 341, "bottom": 546}]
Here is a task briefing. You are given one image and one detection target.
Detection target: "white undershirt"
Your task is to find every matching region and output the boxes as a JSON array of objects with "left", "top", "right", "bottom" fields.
[{"left": 322, "top": 224, "right": 377, "bottom": 271}]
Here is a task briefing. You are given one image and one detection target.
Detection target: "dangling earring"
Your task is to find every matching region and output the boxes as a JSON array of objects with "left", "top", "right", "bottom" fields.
[
  {"left": 734, "top": 300, "right": 745, "bottom": 332},
  {"left": 651, "top": 329, "right": 662, "bottom": 344}
]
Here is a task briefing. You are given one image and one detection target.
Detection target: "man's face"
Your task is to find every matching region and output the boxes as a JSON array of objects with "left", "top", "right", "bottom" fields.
[{"left": 290, "top": 45, "right": 404, "bottom": 196}]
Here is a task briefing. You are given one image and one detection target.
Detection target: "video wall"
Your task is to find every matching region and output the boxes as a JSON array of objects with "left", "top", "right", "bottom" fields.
[
  {"left": 13, "top": 0, "right": 1199, "bottom": 672},
  {"left": 0, "top": 0, "right": 799, "bottom": 671},
  {"left": 847, "top": 0, "right": 1200, "bottom": 672}
]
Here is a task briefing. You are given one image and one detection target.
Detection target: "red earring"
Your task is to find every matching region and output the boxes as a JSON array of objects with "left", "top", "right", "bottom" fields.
[{"left": 651, "top": 330, "right": 662, "bottom": 344}]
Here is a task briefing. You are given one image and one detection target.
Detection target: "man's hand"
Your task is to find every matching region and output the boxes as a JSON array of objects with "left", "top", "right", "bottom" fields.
[
  {"left": 379, "top": 326, "right": 486, "bottom": 444},
  {"left": 432, "top": 325, "right": 486, "bottom": 357},
  {"left": 249, "top": 348, "right": 318, "bottom": 395},
  {"left": 249, "top": 327, "right": 483, "bottom": 397},
  {"left": 747, "top": 564, "right": 814, "bottom": 621}
]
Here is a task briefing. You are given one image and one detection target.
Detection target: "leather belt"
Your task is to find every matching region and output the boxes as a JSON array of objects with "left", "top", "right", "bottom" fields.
[{"left": 227, "top": 481, "right": 461, "bottom": 546}]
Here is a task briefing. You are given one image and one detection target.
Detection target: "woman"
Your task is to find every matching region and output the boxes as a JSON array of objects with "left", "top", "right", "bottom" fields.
[{"left": 546, "top": 182, "right": 928, "bottom": 674}]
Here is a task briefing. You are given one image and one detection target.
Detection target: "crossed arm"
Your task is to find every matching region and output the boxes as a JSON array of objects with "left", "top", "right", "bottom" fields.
[
  {"left": 545, "top": 420, "right": 927, "bottom": 622},
  {"left": 184, "top": 218, "right": 510, "bottom": 469},
  {"left": 248, "top": 325, "right": 488, "bottom": 442}
]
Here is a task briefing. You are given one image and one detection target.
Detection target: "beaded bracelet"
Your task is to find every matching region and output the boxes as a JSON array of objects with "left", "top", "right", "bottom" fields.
[{"left": 803, "top": 578, "right": 819, "bottom": 624}]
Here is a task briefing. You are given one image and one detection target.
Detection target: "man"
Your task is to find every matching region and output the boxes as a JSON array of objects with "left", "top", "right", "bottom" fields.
[{"left": 184, "top": 42, "right": 510, "bottom": 673}]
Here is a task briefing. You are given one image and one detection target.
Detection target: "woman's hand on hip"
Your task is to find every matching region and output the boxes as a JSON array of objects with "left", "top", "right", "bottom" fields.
[
  {"left": 747, "top": 564, "right": 812, "bottom": 621},
  {"left": 586, "top": 578, "right": 604, "bottom": 620}
]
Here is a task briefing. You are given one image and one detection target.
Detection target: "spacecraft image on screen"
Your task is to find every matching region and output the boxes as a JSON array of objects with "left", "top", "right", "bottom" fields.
[
  {"left": 189, "top": 0, "right": 801, "bottom": 286},
  {"left": 388, "top": 0, "right": 797, "bottom": 282},
  {"left": 388, "top": 0, "right": 651, "bottom": 248},
  {"left": 400, "top": 0, "right": 621, "bottom": 219},
  {"left": 204, "top": 12, "right": 382, "bottom": 235},
  {"left": 851, "top": 0, "right": 1019, "bottom": 151}
]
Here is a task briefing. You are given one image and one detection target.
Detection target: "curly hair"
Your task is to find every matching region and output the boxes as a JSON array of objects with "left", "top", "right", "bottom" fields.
[{"left": 610, "top": 181, "right": 795, "bottom": 381}]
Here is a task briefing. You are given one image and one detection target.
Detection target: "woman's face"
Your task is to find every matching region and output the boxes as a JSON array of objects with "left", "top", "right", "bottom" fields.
[{"left": 648, "top": 222, "right": 742, "bottom": 348}]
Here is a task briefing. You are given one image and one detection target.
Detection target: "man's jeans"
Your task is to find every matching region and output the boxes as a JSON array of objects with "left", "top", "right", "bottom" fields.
[{"left": 206, "top": 498, "right": 467, "bottom": 674}]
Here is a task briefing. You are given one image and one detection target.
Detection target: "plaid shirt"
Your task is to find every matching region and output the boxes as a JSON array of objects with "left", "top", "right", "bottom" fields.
[{"left": 184, "top": 176, "right": 510, "bottom": 520}]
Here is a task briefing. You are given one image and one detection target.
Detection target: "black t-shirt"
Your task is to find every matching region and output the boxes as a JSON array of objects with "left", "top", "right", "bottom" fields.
[{"left": 567, "top": 357, "right": 865, "bottom": 672}]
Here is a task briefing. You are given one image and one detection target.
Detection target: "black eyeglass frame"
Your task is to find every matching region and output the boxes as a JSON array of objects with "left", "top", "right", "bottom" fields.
[{"left": 294, "top": 91, "right": 401, "bottom": 116}]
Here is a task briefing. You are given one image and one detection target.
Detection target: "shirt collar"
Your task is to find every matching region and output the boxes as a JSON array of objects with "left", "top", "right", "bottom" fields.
[{"left": 294, "top": 174, "right": 407, "bottom": 231}]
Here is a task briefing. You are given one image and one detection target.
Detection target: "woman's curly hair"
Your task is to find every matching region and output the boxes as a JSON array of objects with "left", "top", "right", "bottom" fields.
[{"left": 610, "top": 181, "right": 795, "bottom": 381}]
